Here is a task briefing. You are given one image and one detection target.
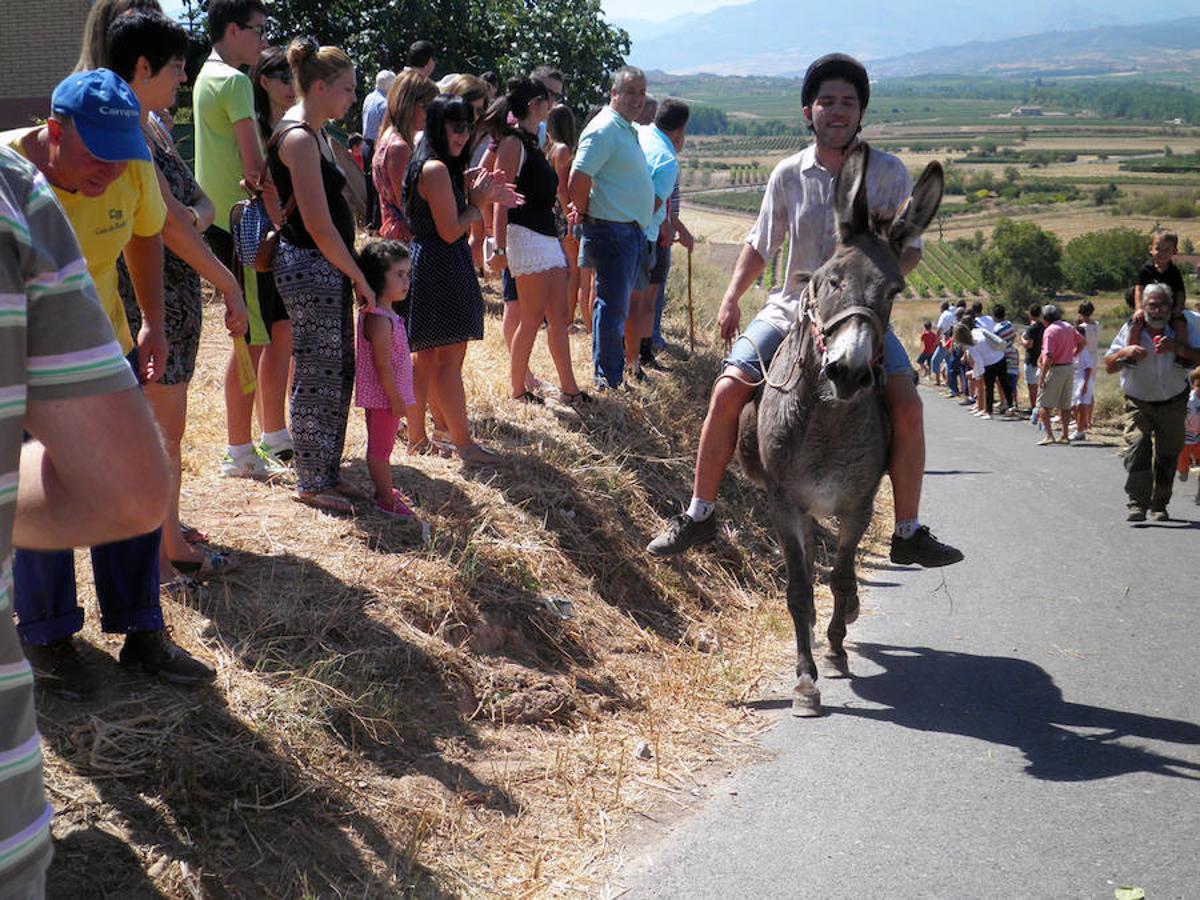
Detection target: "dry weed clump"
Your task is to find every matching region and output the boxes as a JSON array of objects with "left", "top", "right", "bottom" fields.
[{"left": 39, "top": 260, "right": 889, "bottom": 897}]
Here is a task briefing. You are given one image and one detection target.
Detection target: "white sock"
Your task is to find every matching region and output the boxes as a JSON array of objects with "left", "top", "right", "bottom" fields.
[
  {"left": 261, "top": 428, "right": 290, "bottom": 446},
  {"left": 894, "top": 519, "right": 920, "bottom": 540},
  {"left": 686, "top": 497, "right": 715, "bottom": 521},
  {"left": 228, "top": 442, "right": 254, "bottom": 459}
]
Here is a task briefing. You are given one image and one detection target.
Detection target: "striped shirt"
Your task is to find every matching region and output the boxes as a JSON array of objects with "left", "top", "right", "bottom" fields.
[{"left": 0, "top": 147, "right": 136, "bottom": 895}]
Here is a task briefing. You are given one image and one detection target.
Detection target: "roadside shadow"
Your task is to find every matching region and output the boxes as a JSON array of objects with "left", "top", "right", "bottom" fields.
[
  {"left": 1131, "top": 518, "right": 1200, "bottom": 530},
  {"left": 924, "top": 469, "right": 989, "bottom": 476},
  {"left": 835, "top": 642, "right": 1200, "bottom": 782},
  {"left": 460, "top": 418, "right": 691, "bottom": 641}
]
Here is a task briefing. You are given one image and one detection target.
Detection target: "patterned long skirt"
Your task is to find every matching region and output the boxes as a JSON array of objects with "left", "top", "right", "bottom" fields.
[{"left": 274, "top": 240, "right": 354, "bottom": 493}]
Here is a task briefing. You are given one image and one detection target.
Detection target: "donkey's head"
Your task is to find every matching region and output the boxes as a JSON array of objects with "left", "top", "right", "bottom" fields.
[{"left": 807, "top": 143, "right": 943, "bottom": 401}]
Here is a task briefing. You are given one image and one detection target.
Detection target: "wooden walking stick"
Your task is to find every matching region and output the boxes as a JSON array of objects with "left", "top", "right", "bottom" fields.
[{"left": 687, "top": 246, "right": 695, "bottom": 354}]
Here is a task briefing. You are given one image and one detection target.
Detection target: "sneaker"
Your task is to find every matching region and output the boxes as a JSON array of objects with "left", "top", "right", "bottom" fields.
[
  {"left": 1179, "top": 467, "right": 1189, "bottom": 483},
  {"left": 119, "top": 629, "right": 215, "bottom": 686},
  {"left": 221, "top": 447, "right": 287, "bottom": 480},
  {"left": 647, "top": 513, "right": 718, "bottom": 557},
  {"left": 375, "top": 489, "right": 416, "bottom": 519},
  {"left": 1149, "top": 509, "right": 1170, "bottom": 522},
  {"left": 21, "top": 638, "right": 98, "bottom": 699},
  {"left": 889, "top": 526, "right": 963, "bottom": 568},
  {"left": 258, "top": 435, "right": 294, "bottom": 464},
  {"left": 1126, "top": 506, "right": 1147, "bottom": 522}
]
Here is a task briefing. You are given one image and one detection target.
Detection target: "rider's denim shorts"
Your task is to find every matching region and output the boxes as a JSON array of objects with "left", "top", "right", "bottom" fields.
[{"left": 724, "top": 316, "right": 912, "bottom": 381}]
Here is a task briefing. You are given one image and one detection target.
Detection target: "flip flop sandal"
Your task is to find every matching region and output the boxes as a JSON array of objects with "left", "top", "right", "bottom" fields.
[
  {"left": 513, "top": 391, "right": 544, "bottom": 405},
  {"left": 375, "top": 489, "right": 416, "bottom": 519},
  {"left": 455, "top": 442, "right": 502, "bottom": 465},
  {"left": 408, "top": 439, "right": 448, "bottom": 457},
  {"left": 431, "top": 429, "right": 455, "bottom": 456},
  {"left": 295, "top": 491, "right": 354, "bottom": 515},
  {"left": 179, "top": 523, "right": 209, "bottom": 545},
  {"left": 559, "top": 390, "right": 593, "bottom": 406},
  {"left": 170, "top": 550, "right": 236, "bottom": 578},
  {"left": 162, "top": 573, "right": 197, "bottom": 595}
]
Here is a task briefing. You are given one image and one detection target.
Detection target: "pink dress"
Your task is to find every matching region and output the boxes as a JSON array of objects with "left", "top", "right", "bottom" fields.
[
  {"left": 355, "top": 307, "right": 414, "bottom": 408},
  {"left": 371, "top": 130, "right": 413, "bottom": 243}
]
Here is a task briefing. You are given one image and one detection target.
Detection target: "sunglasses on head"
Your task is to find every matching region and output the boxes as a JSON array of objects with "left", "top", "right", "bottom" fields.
[{"left": 447, "top": 120, "right": 473, "bottom": 136}]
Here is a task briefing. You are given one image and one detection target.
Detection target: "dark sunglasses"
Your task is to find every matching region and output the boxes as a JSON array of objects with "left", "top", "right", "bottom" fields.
[
  {"left": 267, "top": 69, "right": 292, "bottom": 85},
  {"left": 237, "top": 21, "right": 267, "bottom": 36},
  {"left": 447, "top": 120, "right": 473, "bottom": 136}
]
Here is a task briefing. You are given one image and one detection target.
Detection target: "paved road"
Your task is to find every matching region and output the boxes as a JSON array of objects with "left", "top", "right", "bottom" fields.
[{"left": 621, "top": 388, "right": 1200, "bottom": 899}]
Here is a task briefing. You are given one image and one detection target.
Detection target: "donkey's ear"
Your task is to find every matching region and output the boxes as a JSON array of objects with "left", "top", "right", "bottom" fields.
[
  {"left": 835, "top": 143, "right": 870, "bottom": 243},
  {"left": 888, "top": 160, "right": 944, "bottom": 257}
]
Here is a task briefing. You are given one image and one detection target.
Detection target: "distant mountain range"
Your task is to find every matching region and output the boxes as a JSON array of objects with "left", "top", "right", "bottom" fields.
[
  {"left": 619, "top": 0, "right": 1200, "bottom": 77},
  {"left": 867, "top": 17, "right": 1200, "bottom": 80}
]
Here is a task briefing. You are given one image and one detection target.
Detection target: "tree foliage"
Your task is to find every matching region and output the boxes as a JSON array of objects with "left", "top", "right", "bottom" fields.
[
  {"left": 979, "top": 218, "right": 1063, "bottom": 298},
  {"left": 182, "top": 0, "right": 630, "bottom": 129},
  {"left": 1062, "top": 227, "right": 1148, "bottom": 294}
]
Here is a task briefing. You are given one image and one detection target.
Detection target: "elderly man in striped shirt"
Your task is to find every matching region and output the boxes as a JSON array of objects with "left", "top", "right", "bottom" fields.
[{"left": 0, "top": 145, "right": 169, "bottom": 897}]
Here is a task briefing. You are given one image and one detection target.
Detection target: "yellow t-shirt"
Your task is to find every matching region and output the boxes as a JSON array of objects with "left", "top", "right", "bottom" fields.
[{"left": 3, "top": 128, "right": 167, "bottom": 354}]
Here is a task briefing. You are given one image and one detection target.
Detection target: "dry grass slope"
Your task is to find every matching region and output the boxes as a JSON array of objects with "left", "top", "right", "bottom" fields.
[{"left": 39, "top": 264, "right": 897, "bottom": 897}]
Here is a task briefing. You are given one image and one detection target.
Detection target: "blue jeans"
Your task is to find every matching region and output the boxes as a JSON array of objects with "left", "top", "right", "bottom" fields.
[
  {"left": 14, "top": 533, "right": 164, "bottom": 645},
  {"left": 13, "top": 346, "right": 163, "bottom": 646},
  {"left": 930, "top": 343, "right": 946, "bottom": 375},
  {"left": 652, "top": 246, "right": 671, "bottom": 349},
  {"left": 580, "top": 221, "right": 642, "bottom": 387}
]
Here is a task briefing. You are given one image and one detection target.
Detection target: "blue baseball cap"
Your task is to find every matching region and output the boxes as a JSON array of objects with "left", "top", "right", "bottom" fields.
[{"left": 51, "top": 69, "right": 150, "bottom": 163}]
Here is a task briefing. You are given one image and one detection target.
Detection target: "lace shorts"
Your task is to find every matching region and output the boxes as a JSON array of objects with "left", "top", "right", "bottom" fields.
[{"left": 507, "top": 223, "right": 566, "bottom": 277}]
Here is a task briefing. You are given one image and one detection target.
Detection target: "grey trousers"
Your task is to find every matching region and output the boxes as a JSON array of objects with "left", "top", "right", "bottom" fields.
[{"left": 1123, "top": 392, "right": 1188, "bottom": 510}]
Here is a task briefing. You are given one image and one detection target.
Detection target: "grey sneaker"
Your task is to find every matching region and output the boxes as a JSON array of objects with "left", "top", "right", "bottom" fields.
[
  {"left": 220, "top": 447, "right": 287, "bottom": 480},
  {"left": 119, "top": 629, "right": 215, "bottom": 686},
  {"left": 21, "top": 638, "right": 98, "bottom": 699},
  {"left": 1126, "top": 506, "right": 1147, "bottom": 522},
  {"left": 647, "top": 513, "right": 717, "bottom": 556},
  {"left": 1149, "top": 509, "right": 1170, "bottom": 522}
]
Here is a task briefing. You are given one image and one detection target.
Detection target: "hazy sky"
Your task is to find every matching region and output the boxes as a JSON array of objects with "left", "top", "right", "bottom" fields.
[
  {"left": 603, "top": 0, "right": 751, "bottom": 22},
  {"left": 160, "top": 0, "right": 750, "bottom": 26}
]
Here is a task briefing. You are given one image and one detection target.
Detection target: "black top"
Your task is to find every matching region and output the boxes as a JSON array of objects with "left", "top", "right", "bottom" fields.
[
  {"left": 506, "top": 129, "right": 558, "bottom": 238},
  {"left": 1024, "top": 320, "right": 1044, "bottom": 365},
  {"left": 1137, "top": 261, "right": 1186, "bottom": 304},
  {"left": 268, "top": 120, "right": 356, "bottom": 253}
]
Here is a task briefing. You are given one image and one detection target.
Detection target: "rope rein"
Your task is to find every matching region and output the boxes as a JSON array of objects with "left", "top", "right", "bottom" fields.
[{"left": 717, "top": 280, "right": 888, "bottom": 391}]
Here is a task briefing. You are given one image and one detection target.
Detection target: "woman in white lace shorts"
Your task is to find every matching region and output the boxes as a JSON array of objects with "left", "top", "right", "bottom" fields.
[{"left": 484, "top": 76, "right": 588, "bottom": 406}]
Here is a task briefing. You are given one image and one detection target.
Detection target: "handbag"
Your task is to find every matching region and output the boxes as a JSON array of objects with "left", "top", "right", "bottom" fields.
[{"left": 229, "top": 122, "right": 308, "bottom": 273}]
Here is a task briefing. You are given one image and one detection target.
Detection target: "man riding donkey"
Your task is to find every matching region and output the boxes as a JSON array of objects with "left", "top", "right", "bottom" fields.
[{"left": 647, "top": 53, "right": 962, "bottom": 569}]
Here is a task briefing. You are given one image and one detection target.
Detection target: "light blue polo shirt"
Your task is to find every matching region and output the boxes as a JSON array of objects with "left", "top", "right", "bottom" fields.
[
  {"left": 572, "top": 106, "right": 654, "bottom": 229},
  {"left": 637, "top": 123, "right": 678, "bottom": 241}
]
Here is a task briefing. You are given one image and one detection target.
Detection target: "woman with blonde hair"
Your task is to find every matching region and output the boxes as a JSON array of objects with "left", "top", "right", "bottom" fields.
[
  {"left": 373, "top": 70, "right": 438, "bottom": 242},
  {"left": 75, "top": 0, "right": 161, "bottom": 71},
  {"left": 269, "top": 38, "right": 375, "bottom": 513}
]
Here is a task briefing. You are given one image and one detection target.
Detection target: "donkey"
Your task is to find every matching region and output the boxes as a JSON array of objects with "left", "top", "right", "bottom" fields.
[{"left": 737, "top": 143, "right": 944, "bottom": 716}]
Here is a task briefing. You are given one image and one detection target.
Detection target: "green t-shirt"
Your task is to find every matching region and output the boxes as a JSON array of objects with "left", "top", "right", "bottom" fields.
[{"left": 193, "top": 52, "right": 258, "bottom": 234}]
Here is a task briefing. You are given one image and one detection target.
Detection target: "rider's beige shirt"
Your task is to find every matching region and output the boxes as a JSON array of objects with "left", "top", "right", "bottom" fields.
[{"left": 746, "top": 143, "right": 917, "bottom": 336}]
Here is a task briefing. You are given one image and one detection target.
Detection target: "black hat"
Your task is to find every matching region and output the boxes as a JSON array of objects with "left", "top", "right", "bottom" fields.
[{"left": 801, "top": 53, "right": 869, "bottom": 110}]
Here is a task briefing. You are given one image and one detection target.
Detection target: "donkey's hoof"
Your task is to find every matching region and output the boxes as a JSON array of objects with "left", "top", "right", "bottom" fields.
[{"left": 791, "top": 679, "right": 822, "bottom": 717}]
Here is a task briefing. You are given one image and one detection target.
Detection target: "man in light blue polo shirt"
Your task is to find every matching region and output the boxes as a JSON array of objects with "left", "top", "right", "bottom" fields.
[
  {"left": 627, "top": 99, "right": 689, "bottom": 380},
  {"left": 569, "top": 66, "right": 654, "bottom": 389}
]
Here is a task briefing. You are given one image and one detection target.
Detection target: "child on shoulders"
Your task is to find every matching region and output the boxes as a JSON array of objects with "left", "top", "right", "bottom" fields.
[
  {"left": 356, "top": 240, "right": 417, "bottom": 518},
  {"left": 1128, "top": 231, "right": 1188, "bottom": 354}
]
